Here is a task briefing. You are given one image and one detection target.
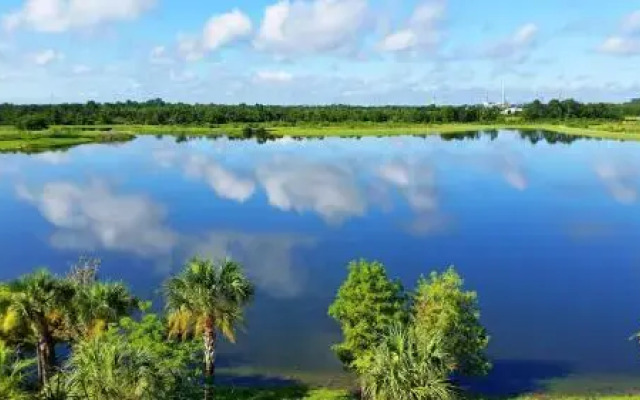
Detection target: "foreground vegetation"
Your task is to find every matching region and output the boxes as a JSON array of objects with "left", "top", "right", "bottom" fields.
[{"left": 1, "top": 257, "right": 639, "bottom": 399}]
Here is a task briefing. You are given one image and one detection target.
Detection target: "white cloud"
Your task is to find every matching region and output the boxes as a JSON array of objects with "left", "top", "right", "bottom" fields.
[
  {"left": 203, "top": 9, "right": 252, "bottom": 51},
  {"left": 16, "top": 180, "right": 177, "bottom": 257},
  {"left": 33, "top": 49, "right": 63, "bottom": 65},
  {"left": 599, "top": 10, "right": 640, "bottom": 56},
  {"left": 378, "top": 0, "right": 446, "bottom": 53},
  {"left": 379, "top": 30, "right": 417, "bottom": 52},
  {"left": 599, "top": 36, "right": 640, "bottom": 56},
  {"left": 256, "top": 159, "right": 366, "bottom": 224},
  {"left": 177, "top": 9, "right": 252, "bottom": 61},
  {"left": 3, "top": 0, "right": 156, "bottom": 33},
  {"left": 485, "top": 23, "right": 538, "bottom": 59},
  {"left": 255, "top": 70, "right": 293, "bottom": 83},
  {"left": 621, "top": 10, "right": 640, "bottom": 34},
  {"left": 149, "top": 45, "right": 175, "bottom": 65},
  {"left": 254, "top": 0, "right": 368, "bottom": 55},
  {"left": 71, "top": 64, "right": 91, "bottom": 75}
]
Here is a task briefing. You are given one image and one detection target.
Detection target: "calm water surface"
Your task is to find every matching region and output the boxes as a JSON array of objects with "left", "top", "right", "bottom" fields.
[{"left": 1, "top": 131, "right": 640, "bottom": 393}]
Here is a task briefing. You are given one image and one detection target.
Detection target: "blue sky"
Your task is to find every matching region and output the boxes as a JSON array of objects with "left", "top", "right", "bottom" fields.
[{"left": 0, "top": 0, "right": 639, "bottom": 104}]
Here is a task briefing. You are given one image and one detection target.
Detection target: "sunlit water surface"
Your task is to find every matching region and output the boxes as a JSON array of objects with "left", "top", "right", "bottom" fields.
[{"left": 1, "top": 131, "right": 640, "bottom": 394}]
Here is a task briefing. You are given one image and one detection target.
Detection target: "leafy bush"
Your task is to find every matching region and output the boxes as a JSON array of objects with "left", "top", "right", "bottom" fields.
[{"left": 15, "top": 115, "right": 50, "bottom": 131}]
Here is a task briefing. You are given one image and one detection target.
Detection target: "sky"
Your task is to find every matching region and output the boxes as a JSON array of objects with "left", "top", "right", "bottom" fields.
[{"left": 0, "top": 0, "right": 639, "bottom": 105}]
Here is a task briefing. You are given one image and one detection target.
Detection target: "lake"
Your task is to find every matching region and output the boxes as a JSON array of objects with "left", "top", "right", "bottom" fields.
[{"left": 1, "top": 130, "right": 640, "bottom": 394}]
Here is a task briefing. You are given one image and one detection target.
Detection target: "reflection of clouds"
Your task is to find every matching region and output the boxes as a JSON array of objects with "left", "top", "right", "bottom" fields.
[
  {"left": 153, "top": 149, "right": 256, "bottom": 203},
  {"left": 184, "top": 155, "right": 256, "bottom": 203},
  {"left": 34, "top": 152, "right": 69, "bottom": 165},
  {"left": 437, "top": 148, "right": 528, "bottom": 191},
  {"left": 16, "top": 179, "right": 315, "bottom": 297},
  {"left": 256, "top": 159, "right": 366, "bottom": 224},
  {"left": 186, "top": 232, "right": 316, "bottom": 298},
  {"left": 378, "top": 160, "right": 450, "bottom": 236},
  {"left": 16, "top": 181, "right": 177, "bottom": 257},
  {"left": 378, "top": 161, "right": 438, "bottom": 212},
  {"left": 595, "top": 162, "right": 638, "bottom": 204},
  {"left": 499, "top": 154, "right": 528, "bottom": 191}
]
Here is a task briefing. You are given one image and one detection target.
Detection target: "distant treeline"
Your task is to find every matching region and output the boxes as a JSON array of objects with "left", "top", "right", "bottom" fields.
[{"left": 0, "top": 98, "right": 639, "bottom": 129}]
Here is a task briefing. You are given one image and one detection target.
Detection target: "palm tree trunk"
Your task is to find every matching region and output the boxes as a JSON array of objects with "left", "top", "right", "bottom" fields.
[
  {"left": 37, "top": 332, "right": 55, "bottom": 387},
  {"left": 203, "top": 320, "right": 217, "bottom": 400}
]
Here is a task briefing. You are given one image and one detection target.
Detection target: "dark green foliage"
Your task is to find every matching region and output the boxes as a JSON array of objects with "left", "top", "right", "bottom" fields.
[
  {"left": 413, "top": 267, "right": 490, "bottom": 377},
  {"left": 65, "top": 314, "right": 199, "bottom": 400},
  {"left": 328, "top": 260, "right": 407, "bottom": 371},
  {"left": 15, "top": 115, "right": 50, "bottom": 131},
  {"left": 522, "top": 99, "right": 623, "bottom": 121},
  {"left": 360, "top": 324, "right": 455, "bottom": 400}
]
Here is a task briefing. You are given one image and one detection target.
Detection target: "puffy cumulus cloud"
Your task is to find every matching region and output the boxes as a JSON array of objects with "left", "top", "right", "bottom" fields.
[
  {"left": 254, "top": 70, "right": 293, "bottom": 83},
  {"left": 16, "top": 180, "right": 177, "bottom": 257},
  {"left": 203, "top": 10, "right": 252, "bottom": 51},
  {"left": 599, "top": 10, "right": 640, "bottom": 56},
  {"left": 484, "top": 23, "right": 538, "bottom": 60},
  {"left": 32, "top": 49, "right": 63, "bottom": 65},
  {"left": 183, "top": 154, "right": 256, "bottom": 203},
  {"left": 599, "top": 36, "right": 640, "bottom": 56},
  {"left": 595, "top": 162, "right": 638, "bottom": 204},
  {"left": 178, "top": 9, "right": 252, "bottom": 61},
  {"left": 256, "top": 159, "right": 366, "bottom": 224},
  {"left": 378, "top": 0, "right": 446, "bottom": 53},
  {"left": 3, "top": 0, "right": 156, "bottom": 33},
  {"left": 187, "top": 231, "right": 316, "bottom": 298},
  {"left": 254, "top": 0, "right": 368, "bottom": 56}
]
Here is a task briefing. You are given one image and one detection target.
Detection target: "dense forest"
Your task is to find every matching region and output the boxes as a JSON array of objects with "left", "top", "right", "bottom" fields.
[{"left": 1, "top": 98, "right": 638, "bottom": 130}]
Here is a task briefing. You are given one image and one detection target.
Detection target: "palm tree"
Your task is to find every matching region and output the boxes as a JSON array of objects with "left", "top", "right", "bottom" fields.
[
  {"left": 165, "top": 257, "right": 254, "bottom": 398},
  {"left": 0, "top": 269, "right": 75, "bottom": 387},
  {"left": 360, "top": 324, "right": 455, "bottom": 400},
  {"left": 66, "top": 260, "right": 139, "bottom": 340},
  {"left": 0, "top": 341, "right": 34, "bottom": 400}
]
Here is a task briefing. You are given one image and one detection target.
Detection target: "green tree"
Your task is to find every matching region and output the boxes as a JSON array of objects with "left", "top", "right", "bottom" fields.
[
  {"left": 413, "top": 267, "right": 490, "bottom": 377},
  {"left": 0, "top": 269, "right": 75, "bottom": 387},
  {"left": 66, "top": 315, "right": 198, "bottom": 400},
  {"left": 165, "top": 257, "right": 254, "bottom": 399},
  {"left": 0, "top": 341, "right": 34, "bottom": 400},
  {"left": 65, "top": 258, "right": 140, "bottom": 340},
  {"left": 328, "top": 259, "right": 407, "bottom": 371},
  {"left": 361, "top": 324, "right": 454, "bottom": 400}
]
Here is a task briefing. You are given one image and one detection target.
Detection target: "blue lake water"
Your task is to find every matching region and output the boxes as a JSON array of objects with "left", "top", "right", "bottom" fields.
[{"left": 1, "top": 131, "right": 640, "bottom": 393}]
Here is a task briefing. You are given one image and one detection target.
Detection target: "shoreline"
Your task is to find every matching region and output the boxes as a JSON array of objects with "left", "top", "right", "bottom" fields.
[{"left": 1, "top": 121, "right": 640, "bottom": 153}]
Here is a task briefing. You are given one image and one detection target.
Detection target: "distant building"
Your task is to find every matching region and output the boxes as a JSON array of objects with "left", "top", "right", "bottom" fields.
[{"left": 501, "top": 106, "right": 523, "bottom": 115}]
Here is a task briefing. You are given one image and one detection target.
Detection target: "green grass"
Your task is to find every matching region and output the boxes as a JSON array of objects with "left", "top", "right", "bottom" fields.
[
  {"left": 216, "top": 387, "right": 353, "bottom": 400},
  {"left": 73, "top": 120, "right": 640, "bottom": 141},
  {"left": 2, "top": 120, "right": 640, "bottom": 153},
  {"left": 0, "top": 127, "right": 135, "bottom": 153}
]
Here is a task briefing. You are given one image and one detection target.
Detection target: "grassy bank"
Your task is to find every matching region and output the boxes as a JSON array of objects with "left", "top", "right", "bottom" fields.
[
  {"left": 2, "top": 120, "right": 640, "bottom": 153},
  {"left": 0, "top": 127, "right": 135, "bottom": 153},
  {"left": 215, "top": 386, "right": 640, "bottom": 400}
]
